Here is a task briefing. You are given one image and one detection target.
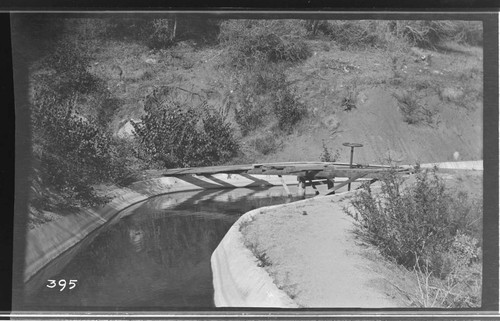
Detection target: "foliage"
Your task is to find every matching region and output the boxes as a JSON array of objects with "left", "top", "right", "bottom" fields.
[
  {"left": 229, "top": 61, "right": 306, "bottom": 135},
  {"left": 311, "top": 20, "right": 482, "bottom": 50},
  {"left": 319, "top": 142, "right": 339, "bottom": 162},
  {"left": 316, "top": 20, "right": 385, "bottom": 49},
  {"left": 132, "top": 91, "right": 239, "bottom": 168},
  {"left": 341, "top": 81, "right": 359, "bottom": 111},
  {"left": 147, "top": 19, "right": 176, "bottom": 49},
  {"left": 346, "top": 167, "right": 482, "bottom": 274},
  {"left": 219, "top": 20, "right": 311, "bottom": 67},
  {"left": 30, "top": 38, "right": 127, "bottom": 210},
  {"left": 273, "top": 88, "right": 307, "bottom": 133},
  {"left": 251, "top": 135, "right": 283, "bottom": 156},
  {"left": 395, "top": 20, "right": 483, "bottom": 48},
  {"left": 393, "top": 91, "right": 437, "bottom": 125}
]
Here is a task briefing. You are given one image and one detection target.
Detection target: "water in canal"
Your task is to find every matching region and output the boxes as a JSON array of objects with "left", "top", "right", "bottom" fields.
[{"left": 22, "top": 186, "right": 318, "bottom": 310}]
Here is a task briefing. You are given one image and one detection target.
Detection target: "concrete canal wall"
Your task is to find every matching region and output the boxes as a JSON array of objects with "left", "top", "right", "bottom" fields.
[
  {"left": 24, "top": 174, "right": 298, "bottom": 283},
  {"left": 211, "top": 204, "right": 299, "bottom": 308},
  {"left": 210, "top": 160, "right": 484, "bottom": 307}
]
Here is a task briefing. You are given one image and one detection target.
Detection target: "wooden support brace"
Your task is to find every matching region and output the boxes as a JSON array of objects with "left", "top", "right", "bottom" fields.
[
  {"left": 324, "top": 173, "right": 367, "bottom": 195},
  {"left": 309, "top": 179, "right": 320, "bottom": 196},
  {"left": 279, "top": 175, "right": 292, "bottom": 198},
  {"left": 297, "top": 177, "right": 306, "bottom": 197},
  {"left": 356, "top": 178, "right": 378, "bottom": 190}
]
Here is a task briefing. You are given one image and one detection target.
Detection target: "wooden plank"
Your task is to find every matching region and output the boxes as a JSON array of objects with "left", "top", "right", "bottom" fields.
[
  {"left": 324, "top": 172, "right": 368, "bottom": 195},
  {"left": 356, "top": 178, "right": 379, "bottom": 190},
  {"left": 163, "top": 164, "right": 254, "bottom": 176},
  {"left": 163, "top": 162, "right": 411, "bottom": 178}
]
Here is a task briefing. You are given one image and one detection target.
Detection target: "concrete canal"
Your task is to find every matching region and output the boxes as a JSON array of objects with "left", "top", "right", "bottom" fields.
[{"left": 22, "top": 185, "right": 316, "bottom": 309}]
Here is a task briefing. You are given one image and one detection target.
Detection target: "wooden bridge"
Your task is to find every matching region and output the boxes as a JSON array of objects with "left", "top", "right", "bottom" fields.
[{"left": 163, "top": 161, "right": 413, "bottom": 196}]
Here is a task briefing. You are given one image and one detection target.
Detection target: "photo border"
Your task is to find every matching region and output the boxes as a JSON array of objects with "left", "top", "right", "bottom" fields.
[{"left": 2, "top": 2, "right": 498, "bottom": 318}]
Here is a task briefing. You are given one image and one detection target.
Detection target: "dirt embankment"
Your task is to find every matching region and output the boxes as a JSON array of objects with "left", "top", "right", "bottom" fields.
[
  {"left": 238, "top": 167, "right": 482, "bottom": 308},
  {"left": 240, "top": 192, "right": 409, "bottom": 308},
  {"left": 95, "top": 39, "right": 482, "bottom": 167}
]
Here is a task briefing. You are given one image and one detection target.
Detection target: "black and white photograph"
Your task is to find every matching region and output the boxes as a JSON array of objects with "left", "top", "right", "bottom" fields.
[{"left": 9, "top": 11, "right": 494, "bottom": 315}]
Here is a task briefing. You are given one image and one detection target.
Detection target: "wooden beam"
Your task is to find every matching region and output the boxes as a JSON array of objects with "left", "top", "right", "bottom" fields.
[
  {"left": 163, "top": 162, "right": 412, "bottom": 178},
  {"left": 356, "top": 178, "right": 379, "bottom": 190},
  {"left": 297, "top": 177, "right": 306, "bottom": 197},
  {"left": 324, "top": 173, "right": 368, "bottom": 195},
  {"left": 279, "top": 175, "right": 292, "bottom": 197}
]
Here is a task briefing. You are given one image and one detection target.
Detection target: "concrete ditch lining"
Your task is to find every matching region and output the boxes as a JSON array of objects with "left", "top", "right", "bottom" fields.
[
  {"left": 210, "top": 160, "right": 483, "bottom": 308},
  {"left": 23, "top": 174, "right": 299, "bottom": 283},
  {"left": 24, "top": 160, "right": 482, "bottom": 303},
  {"left": 211, "top": 202, "right": 304, "bottom": 308}
]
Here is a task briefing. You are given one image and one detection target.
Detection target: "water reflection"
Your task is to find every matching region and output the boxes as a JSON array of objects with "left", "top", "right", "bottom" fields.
[
  {"left": 22, "top": 185, "right": 316, "bottom": 309},
  {"left": 128, "top": 226, "right": 145, "bottom": 253}
]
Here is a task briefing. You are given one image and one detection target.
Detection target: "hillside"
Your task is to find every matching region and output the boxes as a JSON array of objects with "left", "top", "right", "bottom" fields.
[
  {"left": 93, "top": 37, "right": 482, "bottom": 165},
  {"left": 17, "top": 17, "right": 483, "bottom": 220}
]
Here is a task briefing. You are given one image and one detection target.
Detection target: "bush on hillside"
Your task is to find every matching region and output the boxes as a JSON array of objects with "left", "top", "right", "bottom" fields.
[
  {"left": 142, "top": 17, "right": 221, "bottom": 49},
  {"left": 319, "top": 142, "right": 340, "bottom": 162},
  {"left": 229, "top": 62, "right": 306, "bottom": 135},
  {"left": 393, "top": 92, "right": 437, "bottom": 126},
  {"left": 30, "top": 38, "right": 128, "bottom": 210},
  {"left": 310, "top": 20, "right": 482, "bottom": 50},
  {"left": 147, "top": 19, "right": 176, "bottom": 49},
  {"left": 345, "top": 167, "right": 482, "bottom": 306},
  {"left": 133, "top": 90, "right": 239, "bottom": 168},
  {"left": 317, "top": 20, "right": 384, "bottom": 49},
  {"left": 273, "top": 88, "right": 307, "bottom": 133},
  {"left": 219, "top": 20, "right": 311, "bottom": 67},
  {"left": 394, "top": 21, "right": 483, "bottom": 48}
]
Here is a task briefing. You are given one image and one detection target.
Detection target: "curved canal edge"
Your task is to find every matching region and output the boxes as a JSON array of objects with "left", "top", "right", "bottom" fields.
[
  {"left": 211, "top": 203, "right": 300, "bottom": 308},
  {"left": 24, "top": 174, "right": 299, "bottom": 283},
  {"left": 211, "top": 161, "right": 483, "bottom": 308}
]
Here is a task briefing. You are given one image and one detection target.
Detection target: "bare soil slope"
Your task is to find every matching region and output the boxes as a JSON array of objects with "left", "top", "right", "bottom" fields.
[
  {"left": 241, "top": 193, "right": 411, "bottom": 308},
  {"left": 96, "top": 39, "right": 482, "bottom": 166},
  {"left": 240, "top": 168, "right": 482, "bottom": 308}
]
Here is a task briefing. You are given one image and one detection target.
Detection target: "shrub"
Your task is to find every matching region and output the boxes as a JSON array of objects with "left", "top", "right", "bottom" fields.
[
  {"left": 273, "top": 88, "right": 307, "bottom": 133},
  {"left": 32, "top": 113, "right": 120, "bottom": 209},
  {"left": 147, "top": 19, "right": 176, "bottom": 49},
  {"left": 394, "top": 20, "right": 483, "bottom": 48},
  {"left": 317, "top": 20, "right": 383, "bottom": 49},
  {"left": 341, "top": 81, "right": 359, "bottom": 111},
  {"left": 252, "top": 135, "right": 283, "bottom": 156},
  {"left": 219, "top": 20, "right": 311, "bottom": 67},
  {"left": 319, "top": 142, "right": 340, "bottom": 162},
  {"left": 393, "top": 92, "right": 436, "bottom": 125},
  {"left": 346, "top": 167, "right": 482, "bottom": 274},
  {"left": 30, "top": 38, "right": 127, "bottom": 210},
  {"left": 229, "top": 62, "right": 306, "bottom": 135},
  {"left": 312, "top": 20, "right": 482, "bottom": 50},
  {"left": 133, "top": 91, "right": 239, "bottom": 168}
]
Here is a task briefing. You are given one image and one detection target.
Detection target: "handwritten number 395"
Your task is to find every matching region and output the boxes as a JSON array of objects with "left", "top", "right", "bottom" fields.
[{"left": 47, "top": 279, "right": 77, "bottom": 291}]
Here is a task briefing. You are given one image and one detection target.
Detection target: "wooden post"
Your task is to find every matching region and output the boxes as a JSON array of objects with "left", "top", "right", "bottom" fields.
[
  {"left": 297, "top": 177, "right": 306, "bottom": 198},
  {"left": 342, "top": 142, "right": 364, "bottom": 191},
  {"left": 279, "top": 175, "right": 292, "bottom": 198},
  {"left": 326, "top": 178, "right": 335, "bottom": 194},
  {"left": 309, "top": 179, "right": 319, "bottom": 196},
  {"left": 324, "top": 173, "right": 367, "bottom": 195}
]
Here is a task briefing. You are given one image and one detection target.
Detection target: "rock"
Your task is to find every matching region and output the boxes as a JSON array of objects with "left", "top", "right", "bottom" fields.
[
  {"left": 116, "top": 119, "right": 140, "bottom": 139},
  {"left": 357, "top": 92, "right": 368, "bottom": 104},
  {"left": 323, "top": 115, "right": 340, "bottom": 133},
  {"left": 441, "top": 87, "right": 464, "bottom": 101}
]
